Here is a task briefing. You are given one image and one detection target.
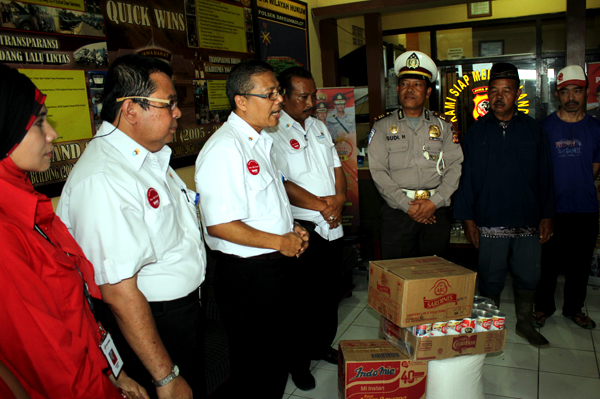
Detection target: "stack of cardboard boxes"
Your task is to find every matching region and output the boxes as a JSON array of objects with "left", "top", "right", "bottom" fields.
[{"left": 338, "top": 256, "right": 507, "bottom": 399}]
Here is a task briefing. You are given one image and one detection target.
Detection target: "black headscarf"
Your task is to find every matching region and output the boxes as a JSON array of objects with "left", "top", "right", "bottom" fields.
[{"left": 0, "top": 63, "right": 46, "bottom": 160}]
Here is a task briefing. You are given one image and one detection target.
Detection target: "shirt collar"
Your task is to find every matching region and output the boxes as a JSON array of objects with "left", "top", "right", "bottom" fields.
[
  {"left": 228, "top": 111, "right": 271, "bottom": 149},
  {"left": 278, "top": 110, "right": 313, "bottom": 133},
  {"left": 98, "top": 121, "right": 172, "bottom": 172}
]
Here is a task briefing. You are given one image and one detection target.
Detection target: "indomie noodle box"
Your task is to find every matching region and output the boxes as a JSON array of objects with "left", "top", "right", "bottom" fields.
[{"left": 339, "top": 340, "right": 428, "bottom": 399}]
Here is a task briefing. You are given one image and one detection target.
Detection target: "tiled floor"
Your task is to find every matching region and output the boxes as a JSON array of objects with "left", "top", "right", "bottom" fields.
[{"left": 282, "top": 272, "right": 600, "bottom": 399}]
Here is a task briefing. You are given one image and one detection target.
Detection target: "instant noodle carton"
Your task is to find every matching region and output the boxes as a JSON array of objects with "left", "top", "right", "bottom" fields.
[
  {"left": 379, "top": 317, "right": 507, "bottom": 361},
  {"left": 339, "top": 339, "right": 427, "bottom": 399},
  {"left": 368, "top": 256, "right": 476, "bottom": 327}
]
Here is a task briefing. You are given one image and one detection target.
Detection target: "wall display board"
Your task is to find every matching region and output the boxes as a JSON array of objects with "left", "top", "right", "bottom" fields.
[
  {"left": 0, "top": 0, "right": 306, "bottom": 195},
  {"left": 441, "top": 66, "right": 531, "bottom": 136},
  {"left": 316, "top": 87, "right": 359, "bottom": 232},
  {"left": 254, "top": 0, "right": 308, "bottom": 74},
  {"left": 586, "top": 62, "right": 600, "bottom": 113}
]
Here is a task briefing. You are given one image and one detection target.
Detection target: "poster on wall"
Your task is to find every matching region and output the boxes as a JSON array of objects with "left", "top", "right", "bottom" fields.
[
  {"left": 316, "top": 87, "right": 359, "bottom": 232},
  {"left": 254, "top": 0, "right": 308, "bottom": 74},
  {"left": 586, "top": 62, "right": 600, "bottom": 117},
  {"left": 0, "top": 0, "right": 108, "bottom": 188},
  {"left": 0, "top": 0, "right": 259, "bottom": 192}
]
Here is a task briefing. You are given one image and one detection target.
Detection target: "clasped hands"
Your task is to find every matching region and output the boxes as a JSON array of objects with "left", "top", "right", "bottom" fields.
[
  {"left": 318, "top": 193, "right": 345, "bottom": 229},
  {"left": 407, "top": 199, "right": 437, "bottom": 224}
]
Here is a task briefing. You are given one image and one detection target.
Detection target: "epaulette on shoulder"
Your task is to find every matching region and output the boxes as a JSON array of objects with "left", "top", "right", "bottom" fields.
[
  {"left": 431, "top": 110, "right": 451, "bottom": 123},
  {"left": 374, "top": 111, "right": 393, "bottom": 122}
]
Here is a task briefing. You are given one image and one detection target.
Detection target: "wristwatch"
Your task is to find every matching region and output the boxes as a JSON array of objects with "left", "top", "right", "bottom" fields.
[{"left": 152, "top": 364, "right": 179, "bottom": 387}]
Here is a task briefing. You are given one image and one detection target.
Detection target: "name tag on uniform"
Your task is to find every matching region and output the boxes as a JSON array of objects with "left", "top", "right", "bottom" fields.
[{"left": 100, "top": 332, "right": 124, "bottom": 378}]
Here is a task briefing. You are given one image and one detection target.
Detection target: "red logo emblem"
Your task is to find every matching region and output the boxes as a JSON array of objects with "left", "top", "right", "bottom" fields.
[
  {"left": 482, "top": 319, "right": 492, "bottom": 330},
  {"left": 290, "top": 139, "right": 300, "bottom": 149},
  {"left": 431, "top": 279, "right": 451, "bottom": 296},
  {"left": 247, "top": 160, "right": 260, "bottom": 175},
  {"left": 423, "top": 279, "right": 456, "bottom": 309},
  {"left": 147, "top": 188, "right": 160, "bottom": 209},
  {"left": 376, "top": 274, "right": 391, "bottom": 295},
  {"left": 557, "top": 72, "right": 564, "bottom": 83},
  {"left": 452, "top": 335, "right": 477, "bottom": 353}
]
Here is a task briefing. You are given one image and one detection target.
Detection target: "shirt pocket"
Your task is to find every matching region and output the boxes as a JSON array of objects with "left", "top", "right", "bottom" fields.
[
  {"left": 317, "top": 139, "right": 336, "bottom": 167},
  {"left": 387, "top": 142, "right": 410, "bottom": 169},
  {"left": 282, "top": 145, "right": 309, "bottom": 176},
  {"left": 246, "top": 169, "right": 274, "bottom": 192},
  {"left": 424, "top": 140, "right": 443, "bottom": 162},
  {"left": 144, "top": 202, "right": 182, "bottom": 258}
]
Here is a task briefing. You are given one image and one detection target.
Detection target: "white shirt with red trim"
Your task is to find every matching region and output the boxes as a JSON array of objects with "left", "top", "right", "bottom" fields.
[
  {"left": 57, "top": 121, "right": 206, "bottom": 301},
  {"left": 267, "top": 110, "right": 343, "bottom": 241},
  {"left": 195, "top": 112, "right": 294, "bottom": 257}
]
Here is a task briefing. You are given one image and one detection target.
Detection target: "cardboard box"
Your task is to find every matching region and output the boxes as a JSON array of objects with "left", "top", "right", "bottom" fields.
[
  {"left": 379, "top": 316, "right": 507, "bottom": 361},
  {"left": 339, "top": 339, "right": 428, "bottom": 399},
  {"left": 368, "top": 256, "right": 476, "bottom": 327}
]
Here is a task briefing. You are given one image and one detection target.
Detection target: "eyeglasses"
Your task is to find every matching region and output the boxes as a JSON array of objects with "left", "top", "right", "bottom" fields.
[
  {"left": 236, "top": 89, "right": 284, "bottom": 101},
  {"left": 116, "top": 96, "right": 178, "bottom": 111}
]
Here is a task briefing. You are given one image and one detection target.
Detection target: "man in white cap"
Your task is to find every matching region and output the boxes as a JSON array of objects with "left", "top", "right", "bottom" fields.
[
  {"left": 368, "top": 50, "right": 463, "bottom": 260},
  {"left": 533, "top": 65, "right": 600, "bottom": 330}
]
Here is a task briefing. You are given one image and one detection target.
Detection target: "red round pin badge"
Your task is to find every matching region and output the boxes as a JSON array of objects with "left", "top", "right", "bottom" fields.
[
  {"left": 290, "top": 139, "right": 300, "bottom": 149},
  {"left": 247, "top": 160, "right": 260, "bottom": 175},
  {"left": 147, "top": 188, "right": 160, "bottom": 209}
]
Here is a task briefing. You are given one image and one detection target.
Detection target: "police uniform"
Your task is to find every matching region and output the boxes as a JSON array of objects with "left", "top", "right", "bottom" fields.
[
  {"left": 326, "top": 112, "right": 355, "bottom": 140},
  {"left": 368, "top": 51, "right": 463, "bottom": 259},
  {"left": 326, "top": 93, "right": 355, "bottom": 140}
]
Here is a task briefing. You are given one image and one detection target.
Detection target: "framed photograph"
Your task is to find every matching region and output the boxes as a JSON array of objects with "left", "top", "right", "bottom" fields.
[
  {"left": 479, "top": 40, "right": 504, "bottom": 57},
  {"left": 468, "top": 2, "right": 492, "bottom": 19}
]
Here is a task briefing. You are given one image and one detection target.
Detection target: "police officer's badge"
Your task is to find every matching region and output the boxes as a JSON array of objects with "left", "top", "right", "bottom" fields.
[
  {"left": 429, "top": 125, "right": 440, "bottom": 137},
  {"left": 429, "top": 125, "right": 441, "bottom": 141},
  {"left": 390, "top": 125, "right": 398, "bottom": 134},
  {"left": 406, "top": 53, "right": 420, "bottom": 69}
]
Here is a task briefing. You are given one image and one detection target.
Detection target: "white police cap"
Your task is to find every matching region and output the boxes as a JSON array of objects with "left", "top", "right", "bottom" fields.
[{"left": 394, "top": 51, "right": 438, "bottom": 83}]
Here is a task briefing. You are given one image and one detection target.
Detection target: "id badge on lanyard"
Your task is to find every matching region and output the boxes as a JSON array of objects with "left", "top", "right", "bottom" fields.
[{"left": 98, "top": 323, "right": 124, "bottom": 378}]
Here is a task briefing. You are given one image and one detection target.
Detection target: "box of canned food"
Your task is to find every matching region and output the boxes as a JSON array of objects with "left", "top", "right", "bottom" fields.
[
  {"left": 379, "top": 316, "right": 507, "bottom": 361},
  {"left": 368, "top": 256, "right": 476, "bottom": 327},
  {"left": 339, "top": 339, "right": 428, "bottom": 399}
]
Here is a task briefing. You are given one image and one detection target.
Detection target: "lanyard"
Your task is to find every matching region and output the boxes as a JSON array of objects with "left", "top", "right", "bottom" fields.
[{"left": 33, "top": 224, "right": 105, "bottom": 337}]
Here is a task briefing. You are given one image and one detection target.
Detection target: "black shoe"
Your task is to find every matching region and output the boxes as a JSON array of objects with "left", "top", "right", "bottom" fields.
[
  {"left": 318, "top": 347, "right": 339, "bottom": 365},
  {"left": 291, "top": 369, "right": 315, "bottom": 391}
]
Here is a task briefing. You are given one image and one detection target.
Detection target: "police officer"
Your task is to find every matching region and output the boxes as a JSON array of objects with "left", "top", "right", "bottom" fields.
[
  {"left": 316, "top": 101, "right": 328, "bottom": 124},
  {"left": 368, "top": 51, "right": 463, "bottom": 260},
  {"left": 326, "top": 93, "right": 355, "bottom": 141}
]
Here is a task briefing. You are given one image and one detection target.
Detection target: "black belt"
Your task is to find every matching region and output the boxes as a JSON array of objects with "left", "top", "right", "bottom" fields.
[
  {"left": 148, "top": 287, "right": 200, "bottom": 313},
  {"left": 295, "top": 219, "right": 316, "bottom": 234}
]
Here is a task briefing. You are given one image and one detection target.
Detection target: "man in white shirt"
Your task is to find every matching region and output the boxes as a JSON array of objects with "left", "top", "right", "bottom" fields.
[
  {"left": 266, "top": 67, "right": 346, "bottom": 391},
  {"left": 57, "top": 54, "right": 207, "bottom": 399},
  {"left": 194, "top": 59, "right": 309, "bottom": 399}
]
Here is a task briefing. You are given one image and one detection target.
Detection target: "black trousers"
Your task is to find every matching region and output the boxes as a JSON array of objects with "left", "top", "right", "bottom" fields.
[
  {"left": 535, "top": 212, "right": 599, "bottom": 316},
  {"left": 289, "top": 221, "right": 342, "bottom": 372},
  {"left": 213, "top": 251, "right": 292, "bottom": 399},
  {"left": 380, "top": 203, "right": 452, "bottom": 260},
  {"left": 92, "top": 289, "right": 206, "bottom": 399}
]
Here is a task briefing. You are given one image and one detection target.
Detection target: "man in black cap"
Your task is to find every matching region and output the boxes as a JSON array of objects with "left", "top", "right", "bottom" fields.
[{"left": 454, "top": 62, "right": 554, "bottom": 348}]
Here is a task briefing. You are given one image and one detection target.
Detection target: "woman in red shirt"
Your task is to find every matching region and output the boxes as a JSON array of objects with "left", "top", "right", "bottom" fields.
[{"left": 0, "top": 64, "right": 148, "bottom": 399}]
